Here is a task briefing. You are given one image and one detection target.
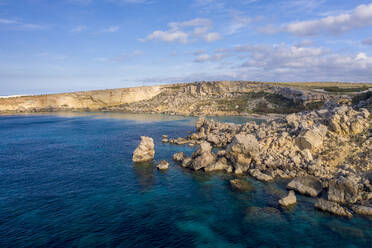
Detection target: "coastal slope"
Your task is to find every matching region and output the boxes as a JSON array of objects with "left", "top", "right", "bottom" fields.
[{"left": 0, "top": 81, "right": 370, "bottom": 115}]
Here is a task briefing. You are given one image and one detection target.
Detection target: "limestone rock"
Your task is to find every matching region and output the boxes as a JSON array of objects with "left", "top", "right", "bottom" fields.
[
  {"left": 230, "top": 179, "right": 254, "bottom": 191},
  {"left": 191, "top": 151, "right": 216, "bottom": 171},
  {"left": 279, "top": 190, "right": 297, "bottom": 207},
  {"left": 204, "top": 157, "right": 230, "bottom": 172},
  {"left": 328, "top": 177, "right": 360, "bottom": 204},
  {"left": 315, "top": 198, "right": 353, "bottom": 218},
  {"left": 249, "top": 169, "right": 273, "bottom": 182},
  {"left": 173, "top": 152, "right": 185, "bottom": 162},
  {"left": 351, "top": 205, "right": 372, "bottom": 216},
  {"left": 226, "top": 134, "right": 259, "bottom": 155},
  {"left": 287, "top": 176, "right": 322, "bottom": 197},
  {"left": 295, "top": 126, "right": 326, "bottom": 151},
  {"left": 157, "top": 160, "right": 169, "bottom": 170},
  {"left": 132, "top": 136, "right": 155, "bottom": 163},
  {"left": 181, "top": 157, "right": 192, "bottom": 167}
]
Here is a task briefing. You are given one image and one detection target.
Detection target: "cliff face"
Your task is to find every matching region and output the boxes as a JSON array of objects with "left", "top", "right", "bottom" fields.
[
  {"left": 0, "top": 86, "right": 162, "bottom": 112},
  {"left": 0, "top": 81, "right": 359, "bottom": 115}
]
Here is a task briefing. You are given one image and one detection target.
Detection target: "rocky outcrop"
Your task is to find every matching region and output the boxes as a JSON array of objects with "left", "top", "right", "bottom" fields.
[
  {"left": 226, "top": 134, "right": 259, "bottom": 174},
  {"left": 189, "top": 142, "right": 216, "bottom": 171},
  {"left": 315, "top": 199, "right": 353, "bottom": 218},
  {"left": 287, "top": 176, "right": 322, "bottom": 197},
  {"left": 173, "top": 152, "right": 185, "bottom": 162},
  {"left": 327, "top": 177, "right": 360, "bottom": 204},
  {"left": 351, "top": 205, "right": 372, "bottom": 216},
  {"left": 132, "top": 136, "right": 155, "bottom": 163},
  {"left": 249, "top": 169, "right": 273, "bottom": 182},
  {"left": 157, "top": 160, "right": 169, "bottom": 170},
  {"left": 279, "top": 190, "right": 297, "bottom": 207}
]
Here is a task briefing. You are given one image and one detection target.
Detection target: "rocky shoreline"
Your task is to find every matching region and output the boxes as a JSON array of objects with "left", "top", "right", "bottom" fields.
[{"left": 133, "top": 103, "right": 372, "bottom": 218}]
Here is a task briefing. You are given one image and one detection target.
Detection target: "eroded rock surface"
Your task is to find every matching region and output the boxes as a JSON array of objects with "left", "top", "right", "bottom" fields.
[
  {"left": 315, "top": 199, "right": 353, "bottom": 218},
  {"left": 132, "top": 136, "right": 155, "bottom": 163},
  {"left": 279, "top": 190, "right": 297, "bottom": 207},
  {"left": 287, "top": 176, "right": 322, "bottom": 197}
]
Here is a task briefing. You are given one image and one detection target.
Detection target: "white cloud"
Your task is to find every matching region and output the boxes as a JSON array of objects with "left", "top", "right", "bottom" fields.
[
  {"left": 0, "top": 18, "right": 18, "bottom": 24},
  {"left": 0, "top": 18, "right": 46, "bottom": 30},
  {"left": 142, "top": 18, "right": 222, "bottom": 44},
  {"left": 228, "top": 11, "right": 251, "bottom": 34},
  {"left": 144, "top": 30, "right": 189, "bottom": 43},
  {"left": 203, "top": 32, "right": 222, "bottom": 42},
  {"left": 101, "top": 26, "right": 120, "bottom": 33},
  {"left": 234, "top": 43, "right": 372, "bottom": 82},
  {"left": 194, "top": 52, "right": 227, "bottom": 62},
  {"left": 282, "top": 3, "right": 372, "bottom": 36},
  {"left": 70, "top": 25, "right": 87, "bottom": 33}
]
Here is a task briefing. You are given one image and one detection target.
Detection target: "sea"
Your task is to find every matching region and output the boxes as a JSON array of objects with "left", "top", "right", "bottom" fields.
[{"left": 0, "top": 112, "right": 371, "bottom": 248}]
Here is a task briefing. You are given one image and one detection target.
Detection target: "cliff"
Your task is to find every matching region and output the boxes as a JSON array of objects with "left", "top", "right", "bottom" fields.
[
  {"left": 0, "top": 81, "right": 369, "bottom": 115},
  {"left": 0, "top": 85, "right": 163, "bottom": 112}
]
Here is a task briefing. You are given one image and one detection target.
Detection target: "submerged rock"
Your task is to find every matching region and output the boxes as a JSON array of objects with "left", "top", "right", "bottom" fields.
[
  {"left": 132, "top": 136, "right": 155, "bottom": 163},
  {"left": 315, "top": 198, "right": 353, "bottom": 218},
  {"left": 279, "top": 190, "right": 297, "bottom": 207},
  {"left": 157, "top": 160, "right": 169, "bottom": 170},
  {"left": 230, "top": 179, "right": 254, "bottom": 191},
  {"left": 287, "top": 176, "right": 322, "bottom": 197}
]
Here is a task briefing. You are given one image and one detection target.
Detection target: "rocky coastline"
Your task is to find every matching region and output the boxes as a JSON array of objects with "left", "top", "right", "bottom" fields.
[{"left": 133, "top": 103, "right": 372, "bottom": 218}]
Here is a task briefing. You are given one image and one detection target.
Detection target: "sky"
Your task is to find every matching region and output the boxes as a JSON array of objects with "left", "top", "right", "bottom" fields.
[{"left": 1, "top": 0, "right": 372, "bottom": 95}]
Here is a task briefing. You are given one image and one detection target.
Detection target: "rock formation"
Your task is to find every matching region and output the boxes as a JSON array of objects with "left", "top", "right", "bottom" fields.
[
  {"left": 157, "top": 160, "right": 169, "bottom": 170},
  {"left": 132, "top": 136, "right": 155, "bottom": 163},
  {"left": 2, "top": 81, "right": 364, "bottom": 115},
  {"left": 279, "top": 190, "right": 297, "bottom": 207},
  {"left": 230, "top": 179, "right": 254, "bottom": 191},
  {"left": 169, "top": 104, "right": 372, "bottom": 216}
]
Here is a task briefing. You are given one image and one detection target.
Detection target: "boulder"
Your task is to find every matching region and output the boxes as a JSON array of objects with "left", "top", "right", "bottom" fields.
[
  {"left": 181, "top": 157, "right": 192, "bottom": 167},
  {"left": 132, "top": 136, "right": 155, "bottom": 162},
  {"left": 157, "top": 160, "right": 169, "bottom": 170},
  {"left": 328, "top": 177, "right": 360, "bottom": 204},
  {"left": 226, "top": 134, "right": 258, "bottom": 174},
  {"left": 226, "top": 134, "right": 259, "bottom": 155},
  {"left": 351, "top": 205, "right": 372, "bottom": 216},
  {"left": 249, "top": 169, "right": 273, "bottom": 182},
  {"left": 295, "top": 126, "right": 326, "bottom": 151},
  {"left": 173, "top": 152, "right": 185, "bottom": 162},
  {"left": 287, "top": 176, "right": 322, "bottom": 197},
  {"left": 204, "top": 157, "right": 230, "bottom": 172},
  {"left": 191, "top": 152, "right": 216, "bottom": 171},
  {"left": 278, "top": 190, "right": 297, "bottom": 207},
  {"left": 230, "top": 179, "right": 254, "bottom": 191},
  {"left": 161, "top": 138, "right": 169, "bottom": 143},
  {"left": 315, "top": 198, "right": 353, "bottom": 218}
]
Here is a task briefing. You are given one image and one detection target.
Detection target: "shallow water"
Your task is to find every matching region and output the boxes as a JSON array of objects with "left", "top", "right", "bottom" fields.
[{"left": 0, "top": 113, "right": 371, "bottom": 248}]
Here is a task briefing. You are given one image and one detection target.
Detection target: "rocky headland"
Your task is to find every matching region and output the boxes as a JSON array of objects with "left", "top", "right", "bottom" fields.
[{"left": 160, "top": 103, "right": 372, "bottom": 218}]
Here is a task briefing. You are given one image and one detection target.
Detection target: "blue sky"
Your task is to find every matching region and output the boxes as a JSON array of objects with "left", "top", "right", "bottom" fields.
[{"left": 1, "top": 0, "right": 372, "bottom": 95}]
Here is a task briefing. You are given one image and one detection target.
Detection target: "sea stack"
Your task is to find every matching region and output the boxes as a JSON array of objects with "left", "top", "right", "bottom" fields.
[{"left": 132, "top": 136, "right": 155, "bottom": 162}]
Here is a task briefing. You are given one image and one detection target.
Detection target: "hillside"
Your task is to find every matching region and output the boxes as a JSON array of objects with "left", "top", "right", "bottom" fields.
[{"left": 0, "top": 81, "right": 371, "bottom": 116}]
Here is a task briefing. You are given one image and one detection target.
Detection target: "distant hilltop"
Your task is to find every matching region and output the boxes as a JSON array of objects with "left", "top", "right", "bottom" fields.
[{"left": 0, "top": 81, "right": 371, "bottom": 116}]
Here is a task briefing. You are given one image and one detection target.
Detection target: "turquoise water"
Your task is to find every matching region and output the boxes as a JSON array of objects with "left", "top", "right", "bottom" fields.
[{"left": 0, "top": 113, "right": 371, "bottom": 248}]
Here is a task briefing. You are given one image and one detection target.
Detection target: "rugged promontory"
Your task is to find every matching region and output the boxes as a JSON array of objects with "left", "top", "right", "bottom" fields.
[{"left": 167, "top": 104, "right": 372, "bottom": 217}]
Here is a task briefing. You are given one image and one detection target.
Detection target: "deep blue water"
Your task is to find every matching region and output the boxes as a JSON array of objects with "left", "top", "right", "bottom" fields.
[{"left": 0, "top": 113, "right": 371, "bottom": 248}]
